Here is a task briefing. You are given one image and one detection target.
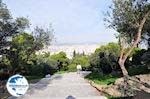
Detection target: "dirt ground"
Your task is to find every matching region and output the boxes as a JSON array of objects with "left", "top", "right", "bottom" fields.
[{"left": 90, "top": 74, "right": 150, "bottom": 99}]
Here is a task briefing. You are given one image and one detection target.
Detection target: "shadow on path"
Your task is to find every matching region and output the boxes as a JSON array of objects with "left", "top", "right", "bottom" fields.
[
  {"left": 8, "top": 74, "right": 62, "bottom": 99},
  {"left": 29, "top": 74, "right": 62, "bottom": 90}
]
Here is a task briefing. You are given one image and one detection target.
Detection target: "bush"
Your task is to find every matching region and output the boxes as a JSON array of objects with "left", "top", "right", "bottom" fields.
[
  {"left": 132, "top": 49, "right": 146, "bottom": 65},
  {"left": 71, "top": 55, "right": 90, "bottom": 70},
  {"left": 90, "top": 52, "right": 119, "bottom": 74},
  {"left": 68, "top": 64, "right": 77, "bottom": 72},
  {"left": 36, "top": 53, "right": 58, "bottom": 75},
  {"left": 85, "top": 72, "right": 119, "bottom": 85},
  {"left": 50, "top": 52, "right": 69, "bottom": 71},
  {"left": 32, "top": 65, "right": 44, "bottom": 76},
  {"left": 95, "top": 42, "right": 120, "bottom": 56},
  {"left": 89, "top": 42, "right": 120, "bottom": 74},
  {"left": 128, "top": 66, "right": 150, "bottom": 76}
]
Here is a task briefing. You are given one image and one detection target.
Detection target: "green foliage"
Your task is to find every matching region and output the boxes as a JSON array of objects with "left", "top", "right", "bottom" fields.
[
  {"left": 16, "top": 17, "right": 30, "bottom": 30},
  {"left": 2, "top": 33, "right": 37, "bottom": 74},
  {"left": 1, "top": 55, "right": 10, "bottom": 67},
  {"left": 68, "top": 53, "right": 91, "bottom": 71},
  {"left": 124, "top": 47, "right": 141, "bottom": 58},
  {"left": 0, "top": 0, "right": 29, "bottom": 55},
  {"left": 90, "top": 42, "right": 142, "bottom": 74},
  {"left": 50, "top": 52, "right": 69, "bottom": 71},
  {"left": 12, "top": 33, "right": 34, "bottom": 50},
  {"left": 128, "top": 66, "right": 150, "bottom": 76},
  {"left": 95, "top": 42, "right": 120, "bottom": 56},
  {"left": 25, "top": 75, "right": 43, "bottom": 83},
  {"left": 36, "top": 52, "right": 73, "bottom": 75},
  {"left": 89, "top": 53, "right": 100, "bottom": 67},
  {"left": 90, "top": 42, "right": 119, "bottom": 74},
  {"left": 0, "top": 0, "right": 11, "bottom": 20},
  {"left": 132, "top": 49, "right": 145, "bottom": 65},
  {"left": 25, "top": 75, "right": 43, "bottom": 81},
  {"left": 68, "top": 64, "right": 77, "bottom": 72},
  {"left": 72, "top": 55, "right": 90, "bottom": 68},
  {"left": 36, "top": 53, "right": 57, "bottom": 75},
  {"left": 0, "top": 0, "right": 55, "bottom": 78},
  {"left": 0, "top": 26, "right": 54, "bottom": 75},
  {"left": 33, "top": 26, "right": 54, "bottom": 50},
  {"left": 106, "top": 0, "right": 150, "bottom": 40},
  {"left": 50, "top": 52, "right": 69, "bottom": 62},
  {"left": 85, "top": 72, "right": 119, "bottom": 85},
  {"left": 105, "top": 0, "right": 150, "bottom": 77}
]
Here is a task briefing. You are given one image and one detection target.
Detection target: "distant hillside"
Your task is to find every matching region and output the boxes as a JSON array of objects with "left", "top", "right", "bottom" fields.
[
  {"left": 53, "top": 42, "right": 107, "bottom": 46},
  {"left": 36, "top": 43, "right": 106, "bottom": 58}
]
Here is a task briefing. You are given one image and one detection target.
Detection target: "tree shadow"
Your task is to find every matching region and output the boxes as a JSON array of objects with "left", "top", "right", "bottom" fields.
[
  {"left": 26, "top": 74, "right": 62, "bottom": 94},
  {"left": 133, "top": 90, "right": 150, "bottom": 99},
  {"left": 80, "top": 71, "right": 91, "bottom": 77}
]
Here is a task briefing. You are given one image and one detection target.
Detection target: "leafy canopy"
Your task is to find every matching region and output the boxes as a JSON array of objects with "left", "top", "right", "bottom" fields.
[{"left": 106, "top": 0, "right": 150, "bottom": 43}]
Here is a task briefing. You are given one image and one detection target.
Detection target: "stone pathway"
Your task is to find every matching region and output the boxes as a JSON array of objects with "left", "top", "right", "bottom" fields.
[{"left": 10, "top": 72, "right": 107, "bottom": 99}]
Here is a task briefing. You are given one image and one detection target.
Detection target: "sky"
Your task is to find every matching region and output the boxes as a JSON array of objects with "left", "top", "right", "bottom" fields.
[{"left": 4, "top": 0, "right": 117, "bottom": 44}]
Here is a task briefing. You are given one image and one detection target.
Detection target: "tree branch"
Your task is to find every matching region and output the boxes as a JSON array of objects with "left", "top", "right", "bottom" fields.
[{"left": 123, "top": 10, "right": 150, "bottom": 61}]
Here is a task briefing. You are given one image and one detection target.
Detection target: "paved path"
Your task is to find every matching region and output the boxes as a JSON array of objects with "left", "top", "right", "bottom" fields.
[{"left": 12, "top": 72, "right": 106, "bottom": 99}]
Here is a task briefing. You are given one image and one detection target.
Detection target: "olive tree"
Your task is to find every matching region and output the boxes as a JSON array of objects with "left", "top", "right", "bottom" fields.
[
  {"left": 105, "top": 0, "right": 150, "bottom": 76},
  {"left": 32, "top": 25, "right": 54, "bottom": 50},
  {"left": 0, "top": 0, "right": 29, "bottom": 55}
]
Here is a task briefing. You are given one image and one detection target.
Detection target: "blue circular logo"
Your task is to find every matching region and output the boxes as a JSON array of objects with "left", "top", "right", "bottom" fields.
[{"left": 6, "top": 74, "right": 29, "bottom": 97}]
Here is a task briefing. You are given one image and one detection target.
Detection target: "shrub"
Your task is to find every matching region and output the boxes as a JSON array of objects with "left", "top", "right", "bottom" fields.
[
  {"left": 85, "top": 72, "right": 119, "bottom": 85},
  {"left": 68, "top": 64, "right": 77, "bottom": 72},
  {"left": 128, "top": 66, "right": 150, "bottom": 76},
  {"left": 71, "top": 55, "right": 90, "bottom": 70},
  {"left": 89, "top": 42, "right": 120, "bottom": 74},
  {"left": 50, "top": 52, "right": 69, "bottom": 71}
]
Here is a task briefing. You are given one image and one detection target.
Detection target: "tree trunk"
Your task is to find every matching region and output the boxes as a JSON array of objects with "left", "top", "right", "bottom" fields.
[
  {"left": 119, "top": 59, "right": 128, "bottom": 76},
  {"left": 118, "top": 11, "right": 150, "bottom": 77}
]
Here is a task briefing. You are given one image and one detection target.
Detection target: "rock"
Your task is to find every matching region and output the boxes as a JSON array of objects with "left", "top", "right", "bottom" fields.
[{"left": 45, "top": 74, "right": 51, "bottom": 78}]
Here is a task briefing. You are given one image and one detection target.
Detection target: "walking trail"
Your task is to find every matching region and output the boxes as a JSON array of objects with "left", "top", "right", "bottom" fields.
[{"left": 11, "top": 72, "right": 107, "bottom": 99}]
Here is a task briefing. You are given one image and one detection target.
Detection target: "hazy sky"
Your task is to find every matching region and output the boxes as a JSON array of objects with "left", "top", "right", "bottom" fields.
[{"left": 4, "top": 0, "right": 117, "bottom": 44}]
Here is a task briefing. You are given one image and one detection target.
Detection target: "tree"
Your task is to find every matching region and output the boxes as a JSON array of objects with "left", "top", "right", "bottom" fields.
[
  {"left": 7, "top": 33, "right": 36, "bottom": 74},
  {"left": 72, "top": 56, "right": 90, "bottom": 68},
  {"left": 82, "top": 51, "right": 85, "bottom": 56},
  {"left": 0, "top": 0, "right": 29, "bottom": 55},
  {"left": 105, "top": 0, "right": 150, "bottom": 76},
  {"left": 32, "top": 25, "right": 54, "bottom": 50},
  {"left": 90, "top": 43, "right": 119, "bottom": 74},
  {"left": 50, "top": 52, "right": 69, "bottom": 71},
  {"left": 73, "top": 50, "right": 76, "bottom": 57},
  {"left": 0, "top": 0, "right": 29, "bottom": 77},
  {"left": 36, "top": 53, "right": 57, "bottom": 75},
  {"left": 95, "top": 42, "right": 120, "bottom": 56}
]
